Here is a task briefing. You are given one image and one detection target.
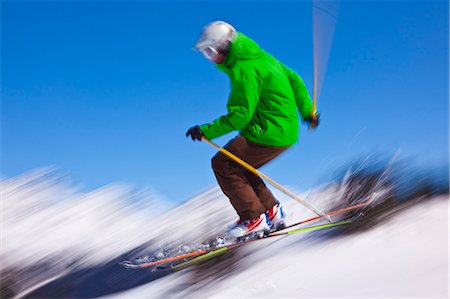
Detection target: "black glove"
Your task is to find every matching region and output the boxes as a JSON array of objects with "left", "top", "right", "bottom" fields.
[
  {"left": 185, "top": 125, "right": 205, "bottom": 141},
  {"left": 304, "top": 112, "right": 320, "bottom": 129}
]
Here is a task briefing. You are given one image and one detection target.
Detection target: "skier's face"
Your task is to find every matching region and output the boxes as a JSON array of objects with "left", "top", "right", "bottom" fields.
[
  {"left": 200, "top": 46, "right": 226, "bottom": 64},
  {"left": 212, "top": 52, "right": 226, "bottom": 64}
]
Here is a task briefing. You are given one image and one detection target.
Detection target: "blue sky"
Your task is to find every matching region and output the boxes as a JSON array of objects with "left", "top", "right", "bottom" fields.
[{"left": 2, "top": 0, "right": 448, "bottom": 203}]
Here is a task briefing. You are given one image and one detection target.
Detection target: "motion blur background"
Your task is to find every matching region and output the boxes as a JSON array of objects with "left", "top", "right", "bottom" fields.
[{"left": 1, "top": 1, "right": 448, "bottom": 298}]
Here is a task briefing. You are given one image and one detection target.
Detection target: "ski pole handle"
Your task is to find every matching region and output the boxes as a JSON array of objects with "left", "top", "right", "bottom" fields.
[{"left": 201, "top": 137, "right": 328, "bottom": 220}]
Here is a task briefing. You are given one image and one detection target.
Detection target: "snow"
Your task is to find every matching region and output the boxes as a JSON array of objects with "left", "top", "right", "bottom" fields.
[
  {"left": 1, "top": 168, "right": 172, "bottom": 267},
  {"left": 1, "top": 168, "right": 448, "bottom": 298},
  {"left": 112, "top": 197, "right": 449, "bottom": 298}
]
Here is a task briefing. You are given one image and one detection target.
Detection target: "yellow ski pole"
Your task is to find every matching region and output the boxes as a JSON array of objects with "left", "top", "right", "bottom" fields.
[{"left": 202, "top": 137, "right": 328, "bottom": 220}]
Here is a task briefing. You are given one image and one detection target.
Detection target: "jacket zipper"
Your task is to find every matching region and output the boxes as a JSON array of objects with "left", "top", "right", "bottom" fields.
[
  {"left": 259, "top": 97, "right": 269, "bottom": 110},
  {"left": 255, "top": 112, "right": 264, "bottom": 133},
  {"left": 256, "top": 97, "right": 268, "bottom": 133}
]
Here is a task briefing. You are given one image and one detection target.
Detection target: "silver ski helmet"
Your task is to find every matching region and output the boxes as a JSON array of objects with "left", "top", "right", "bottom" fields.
[{"left": 195, "top": 21, "right": 237, "bottom": 61}]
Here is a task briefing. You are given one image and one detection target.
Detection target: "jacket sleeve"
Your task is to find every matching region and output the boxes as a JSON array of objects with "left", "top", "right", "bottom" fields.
[
  {"left": 200, "top": 67, "right": 261, "bottom": 140},
  {"left": 281, "top": 64, "right": 313, "bottom": 120}
]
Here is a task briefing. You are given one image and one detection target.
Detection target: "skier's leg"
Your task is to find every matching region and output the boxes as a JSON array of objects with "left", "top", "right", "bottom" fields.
[
  {"left": 244, "top": 173, "right": 278, "bottom": 211},
  {"left": 212, "top": 136, "right": 266, "bottom": 220},
  {"left": 241, "top": 140, "right": 289, "bottom": 210},
  {"left": 212, "top": 136, "right": 288, "bottom": 220}
]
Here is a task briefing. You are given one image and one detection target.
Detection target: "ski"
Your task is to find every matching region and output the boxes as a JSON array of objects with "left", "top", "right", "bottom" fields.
[
  {"left": 120, "top": 250, "right": 209, "bottom": 269},
  {"left": 271, "top": 192, "right": 376, "bottom": 234},
  {"left": 120, "top": 193, "right": 376, "bottom": 270},
  {"left": 171, "top": 219, "right": 352, "bottom": 271}
]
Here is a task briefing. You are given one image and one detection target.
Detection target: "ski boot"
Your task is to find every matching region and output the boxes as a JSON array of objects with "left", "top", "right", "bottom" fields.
[
  {"left": 226, "top": 213, "right": 270, "bottom": 241},
  {"left": 266, "top": 203, "right": 286, "bottom": 231}
]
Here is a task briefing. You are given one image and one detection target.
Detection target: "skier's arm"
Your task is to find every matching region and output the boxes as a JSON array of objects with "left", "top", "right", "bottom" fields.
[
  {"left": 281, "top": 64, "right": 313, "bottom": 120},
  {"left": 200, "top": 68, "right": 260, "bottom": 140}
]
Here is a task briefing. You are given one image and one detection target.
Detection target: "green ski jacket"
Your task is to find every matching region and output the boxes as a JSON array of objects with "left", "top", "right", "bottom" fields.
[{"left": 200, "top": 32, "right": 313, "bottom": 147}]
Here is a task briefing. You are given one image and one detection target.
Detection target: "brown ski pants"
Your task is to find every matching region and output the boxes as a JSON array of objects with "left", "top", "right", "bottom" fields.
[{"left": 211, "top": 135, "right": 289, "bottom": 220}]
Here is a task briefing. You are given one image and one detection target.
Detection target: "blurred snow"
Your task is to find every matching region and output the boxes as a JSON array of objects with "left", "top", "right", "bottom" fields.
[
  {"left": 112, "top": 196, "right": 449, "bottom": 298},
  {"left": 1, "top": 169, "right": 166, "bottom": 268},
  {"left": 0, "top": 165, "right": 448, "bottom": 298}
]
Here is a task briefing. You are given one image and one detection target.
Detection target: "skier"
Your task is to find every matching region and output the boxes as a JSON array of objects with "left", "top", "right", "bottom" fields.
[{"left": 186, "top": 21, "right": 319, "bottom": 237}]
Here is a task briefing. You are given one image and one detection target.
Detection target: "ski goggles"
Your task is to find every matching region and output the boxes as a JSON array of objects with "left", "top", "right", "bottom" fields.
[{"left": 199, "top": 46, "right": 219, "bottom": 61}]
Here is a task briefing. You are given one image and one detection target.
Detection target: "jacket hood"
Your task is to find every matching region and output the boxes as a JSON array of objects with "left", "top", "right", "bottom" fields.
[{"left": 221, "top": 32, "right": 264, "bottom": 68}]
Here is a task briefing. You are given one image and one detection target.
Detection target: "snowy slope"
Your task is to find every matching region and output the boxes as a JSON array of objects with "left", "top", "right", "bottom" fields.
[
  {"left": 1, "top": 166, "right": 448, "bottom": 298},
  {"left": 110, "top": 196, "right": 448, "bottom": 299}
]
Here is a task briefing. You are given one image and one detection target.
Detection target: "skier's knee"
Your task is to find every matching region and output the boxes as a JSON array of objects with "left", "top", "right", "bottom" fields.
[
  {"left": 211, "top": 155, "right": 221, "bottom": 172},
  {"left": 212, "top": 154, "right": 229, "bottom": 175}
]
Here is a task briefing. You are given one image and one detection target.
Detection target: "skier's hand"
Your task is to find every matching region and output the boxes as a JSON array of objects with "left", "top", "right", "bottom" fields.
[
  {"left": 185, "top": 125, "right": 205, "bottom": 141},
  {"left": 305, "top": 112, "right": 320, "bottom": 129}
]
